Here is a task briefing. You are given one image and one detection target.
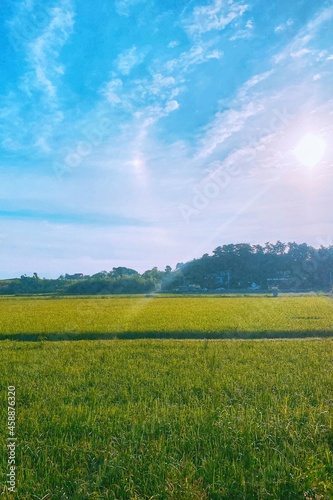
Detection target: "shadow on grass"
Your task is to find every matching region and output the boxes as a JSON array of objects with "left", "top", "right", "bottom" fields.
[{"left": 0, "top": 331, "right": 332, "bottom": 341}]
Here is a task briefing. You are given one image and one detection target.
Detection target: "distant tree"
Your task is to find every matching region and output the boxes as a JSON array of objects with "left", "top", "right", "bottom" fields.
[
  {"left": 92, "top": 271, "right": 108, "bottom": 279},
  {"left": 142, "top": 267, "right": 163, "bottom": 283},
  {"left": 1, "top": 241, "right": 332, "bottom": 295},
  {"left": 110, "top": 267, "right": 139, "bottom": 277}
]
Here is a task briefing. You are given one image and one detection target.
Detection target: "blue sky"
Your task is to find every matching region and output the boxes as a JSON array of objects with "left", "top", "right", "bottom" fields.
[{"left": 1, "top": 0, "right": 333, "bottom": 278}]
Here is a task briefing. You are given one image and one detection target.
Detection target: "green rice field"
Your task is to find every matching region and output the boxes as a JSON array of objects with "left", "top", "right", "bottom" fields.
[
  {"left": 0, "top": 296, "right": 332, "bottom": 498},
  {"left": 0, "top": 295, "right": 333, "bottom": 340},
  {"left": 0, "top": 339, "right": 332, "bottom": 498}
]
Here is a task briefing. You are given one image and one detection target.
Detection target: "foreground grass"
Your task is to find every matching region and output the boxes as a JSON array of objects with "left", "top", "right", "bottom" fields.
[
  {"left": 0, "top": 296, "right": 333, "bottom": 340},
  {"left": 0, "top": 339, "right": 332, "bottom": 498}
]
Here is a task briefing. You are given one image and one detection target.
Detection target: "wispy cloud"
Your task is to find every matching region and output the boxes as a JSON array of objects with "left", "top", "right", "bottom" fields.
[
  {"left": 22, "top": 0, "right": 75, "bottom": 100},
  {"left": 291, "top": 48, "right": 312, "bottom": 58},
  {"left": 100, "top": 70, "right": 181, "bottom": 118},
  {"left": 238, "top": 70, "right": 274, "bottom": 99},
  {"left": 274, "top": 19, "right": 294, "bottom": 33},
  {"left": 116, "top": 46, "right": 146, "bottom": 75},
  {"left": 115, "top": 0, "right": 149, "bottom": 17},
  {"left": 168, "top": 40, "right": 179, "bottom": 49},
  {"left": 165, "top": 100, "right": 179, "bottom": 113},
  {"left": 99, "top": 36, "right": 224, "bottom": 144},
  {"left": 2, "top": 0, "right": 75, "bottom": 155},
  {"left": 195, "top": 69, "right": 275, "bottom": 159},
  {"left": 273, "top": 5, "right": 333, "bottom": 64},
  {"left": 183, "top": 0, "right": 248, "bottom": 36},
  {"left": 102, "top": 78, "right": 124, "bottom": 105},
  {"left": 196, "top": 101, "right": 263, "bottom": 160},
  {"left": 229, "top": 18, "right": 254, "bottom": 41},
  {"left": 164, "top": 41, "right": 223, "bottom": 74}
]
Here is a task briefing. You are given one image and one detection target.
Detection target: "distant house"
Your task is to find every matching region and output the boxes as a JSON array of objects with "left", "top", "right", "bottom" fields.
[
  {"left": 266, "top": 277, "right": 291, "bottom": 290},
  {"left": 248, "top": 282, "right": 261, "bottom": 290}
]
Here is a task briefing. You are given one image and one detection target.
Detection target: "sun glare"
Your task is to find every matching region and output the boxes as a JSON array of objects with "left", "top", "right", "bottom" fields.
[{"left": 293, "top": 133, "right": 326, "bottom": 167}]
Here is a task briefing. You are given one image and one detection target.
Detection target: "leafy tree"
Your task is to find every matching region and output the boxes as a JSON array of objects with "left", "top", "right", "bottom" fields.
[
  {"left": 1, "top": 241, "right": 332, "bottom": 295},
  {"left": 110, "top": 267, "right": 139, "bottom": 277}
]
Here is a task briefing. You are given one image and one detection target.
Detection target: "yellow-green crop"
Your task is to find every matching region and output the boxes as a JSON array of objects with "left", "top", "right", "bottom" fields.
[
  {"left": 0, "top": 295, "right": 332, "bottom": 339},
  {"left": 0, "top": 339, "right": 332, "bottom": 498}
]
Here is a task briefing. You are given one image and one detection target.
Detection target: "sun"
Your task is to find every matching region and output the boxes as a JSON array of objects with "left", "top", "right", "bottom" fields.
[{"left": 293, "top": 133, "right": 326, "bottom": 167}]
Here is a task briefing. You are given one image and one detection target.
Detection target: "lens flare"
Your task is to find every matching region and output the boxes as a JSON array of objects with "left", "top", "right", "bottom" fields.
[{"left": 293, "top": 133, "right": 326, "bottom": 167}]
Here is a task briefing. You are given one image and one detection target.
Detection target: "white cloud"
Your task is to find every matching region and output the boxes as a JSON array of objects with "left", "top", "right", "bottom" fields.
[
  {"left": 206, "top": 49, "right": 223, "bottom": 59},
  {"left": 273, "top": 6, "right": 333, "bottom": 64},
  {"left": 165, "top": 100, "right": 179, "bottom": 113},
  {"left": 164, "top": 42, "right": 223, "bottom": 74},
  {"left": 115, "top": 0, "right": 148, "bottom": 17},
  {"left": 116, "top": 46, "right": 146, "bottom": 75},
  {"left": 313, "top": 74, "right": 321, "bottom": 81},
  {"left": 35, "top": 136, "right": 51, "bottom": 153},
  {"left": 98, "top": 10, "right": 227, "bottom": 131},
  {"left": 183, "top": 0, "right": 248, "bottom": 36},
  {"left": 24, "top": 0, "right": 75, "bottom": 99},
  {"left": 306, "top": 4, "right": 333, "bottom": 31},
  {"left": 274, "top": 19, "right": 294, "bottom": 33},
  {"left": 236, "top": 70, "right": 274, "bottom": 101},
  {"left": 102, "top": 78, "right": 123, "bottom": 104},
  {"left": 242, "top": 70, "right": 274, "bottom": 91},
  {"left": 150, "top": 74, "right": 176, "bottom": 94},
  {"left": 229, "top": 18, "right": 254, "bottom": 40},
  {"left": 195, "top": 69, "right": 276, "bottom": 160},
  {"left": 168, "top": 41, "right": 179, "bottom": 48},
  {"left": 291, "top": 48, "right": 312, "bottom": 58},
  {"left": 196, "top": 101, "right": 262, "bottom": 159},
  {"left": 99, "top": 71, "right": 179, "bottom": 120}
]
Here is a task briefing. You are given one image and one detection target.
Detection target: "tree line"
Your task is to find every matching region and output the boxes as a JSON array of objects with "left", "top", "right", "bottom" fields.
[{"left": 1, "top": 241, "right": 332, "bottom": 295}]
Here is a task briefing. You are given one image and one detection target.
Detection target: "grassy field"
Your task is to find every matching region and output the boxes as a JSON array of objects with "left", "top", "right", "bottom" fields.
[
  {"left": 0, "top": 339, "right": 332, "bottom": 499},
  {"left": 1, "top": 297, "right": 332, "bottom": 498},
  {"left": 0, "top": 295, "right": 333, "bottom": 340}
]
